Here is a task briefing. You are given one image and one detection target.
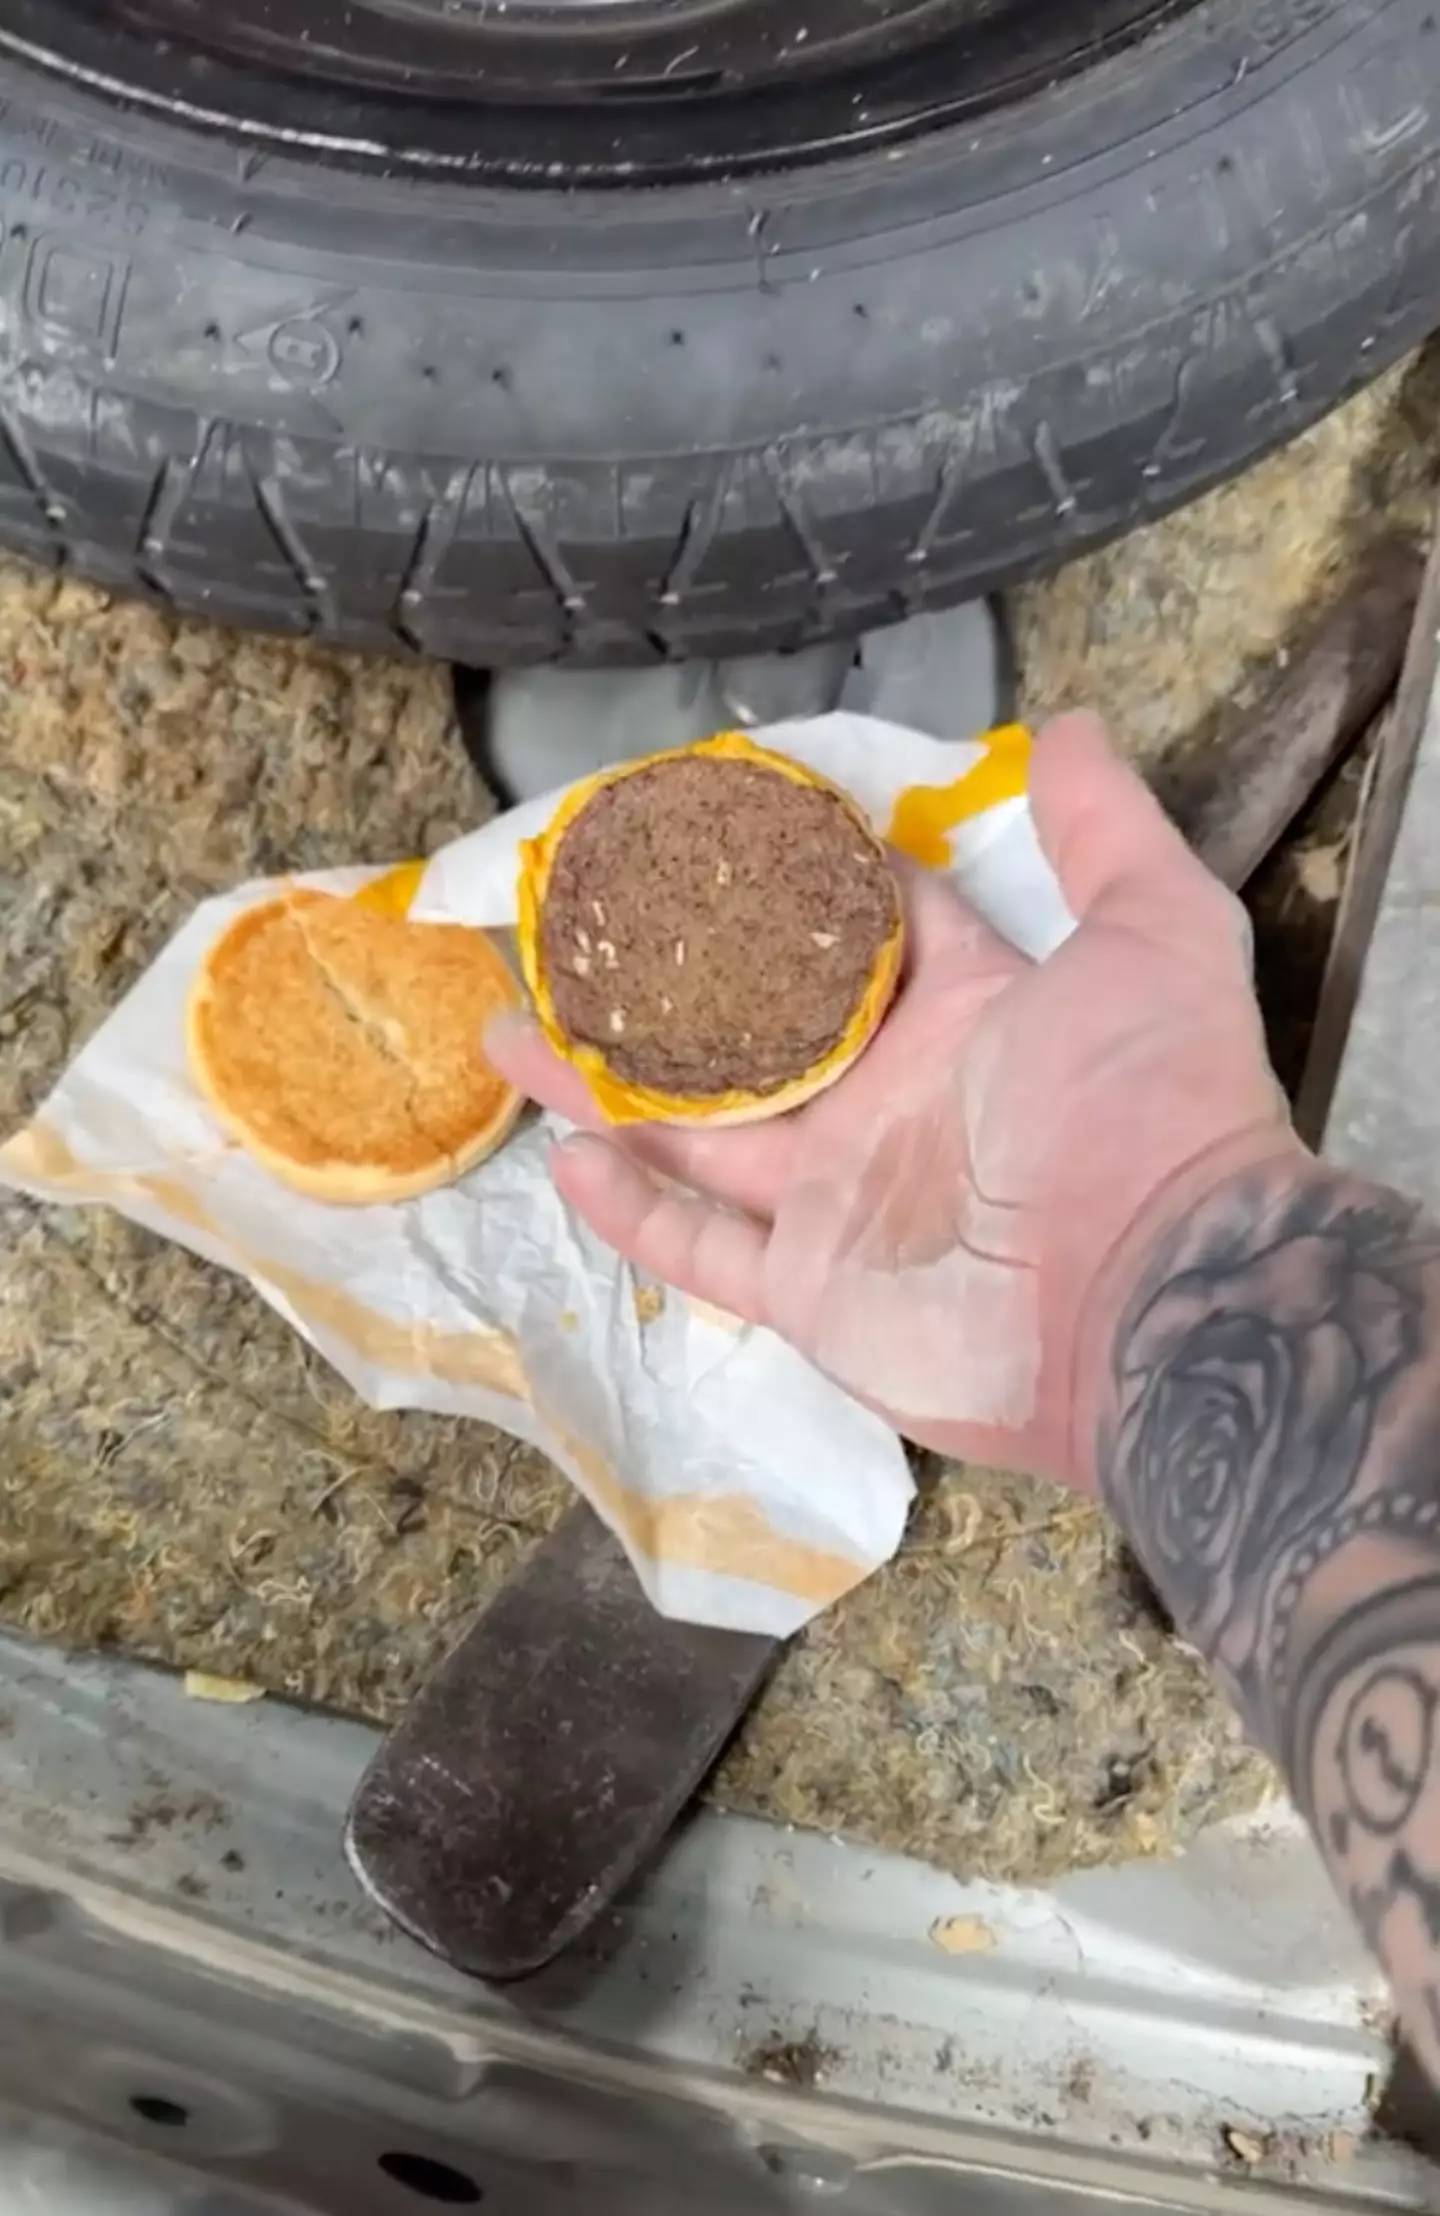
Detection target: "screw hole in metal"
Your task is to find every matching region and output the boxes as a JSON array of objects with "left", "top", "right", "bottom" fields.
[
  {"left": 130, "top": 2095, "right": 190, "bottom": 2128},
  {"left": 379, "top": 2150, "right": 485, "bottom": 2204}
]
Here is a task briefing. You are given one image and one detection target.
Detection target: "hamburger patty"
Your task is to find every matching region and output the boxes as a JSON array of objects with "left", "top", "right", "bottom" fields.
[{"left": 541, "top": 755, "right": 900, "bottom": 1098}]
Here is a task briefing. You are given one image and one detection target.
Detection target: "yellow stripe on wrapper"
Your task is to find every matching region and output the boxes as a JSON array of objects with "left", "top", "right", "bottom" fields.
[
  {"left": 351, "top": 859, "right": 426, "bottom": 918},
  {"left": 0, "top": 1123, "right": 530, "bottom": 1400},
  {"left": 517, "top": 730, "right": 906, "bottom": 1128},
  {"left": 6, "top": 1113, "right": 875, "bottom": 1609},
  {"left": 887, "top": 723, "right": 1032, "bottom": 869}
]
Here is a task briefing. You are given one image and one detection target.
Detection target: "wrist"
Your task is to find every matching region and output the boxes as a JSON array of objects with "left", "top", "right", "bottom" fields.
[{"left": 1067, "top": 1123, "right": 1316, "bottom": 1494}]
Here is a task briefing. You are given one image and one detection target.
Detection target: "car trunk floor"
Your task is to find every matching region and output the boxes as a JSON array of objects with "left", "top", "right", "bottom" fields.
[{"left": 2, "top": 349, "right": 1438, "bottom": 1891}]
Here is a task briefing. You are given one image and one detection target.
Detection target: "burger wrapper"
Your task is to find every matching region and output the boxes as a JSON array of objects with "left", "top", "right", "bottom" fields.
[{"left": 0, "top": 714, "right": 1074, "bottom": 1637}]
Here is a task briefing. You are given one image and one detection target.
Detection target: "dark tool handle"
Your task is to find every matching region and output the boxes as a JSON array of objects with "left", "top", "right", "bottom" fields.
[
  {"left": 1155, "top": 535, "right": 1423, "bottom": 891},
  {"left": 344, "top": 1503, "right": 778, "bottom": 1979}
]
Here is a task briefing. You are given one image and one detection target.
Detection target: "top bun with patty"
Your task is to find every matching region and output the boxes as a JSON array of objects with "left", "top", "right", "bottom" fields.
[{"left": 517, "top": 732, "right": 904, "bottom": 1127}]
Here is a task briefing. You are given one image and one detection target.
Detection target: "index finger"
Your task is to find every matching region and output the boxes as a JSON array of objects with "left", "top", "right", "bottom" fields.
[{"left": 483, "top": 1009, "right": 798, "bottom": 1221}]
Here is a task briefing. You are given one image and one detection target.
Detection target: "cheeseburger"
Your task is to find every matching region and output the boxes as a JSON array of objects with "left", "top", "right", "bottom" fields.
[{"left": 518, "top": 731, "right": 904, "bottom": 1126}]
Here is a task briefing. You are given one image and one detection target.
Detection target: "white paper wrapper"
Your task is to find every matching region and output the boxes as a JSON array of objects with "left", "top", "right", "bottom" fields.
[{"left": 0, "top": 714, "right": 1073, "bottom": 1636}]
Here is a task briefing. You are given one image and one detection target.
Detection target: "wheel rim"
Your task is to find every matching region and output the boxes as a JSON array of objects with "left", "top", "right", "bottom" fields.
[{"left": 10, "top": 0, "right": 1199, "bottom": 181}]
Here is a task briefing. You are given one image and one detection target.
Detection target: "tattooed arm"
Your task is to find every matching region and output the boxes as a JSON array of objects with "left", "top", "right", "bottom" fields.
[{"left": 1099, "top": 1160, "right": 1440, "bottom": 2071}]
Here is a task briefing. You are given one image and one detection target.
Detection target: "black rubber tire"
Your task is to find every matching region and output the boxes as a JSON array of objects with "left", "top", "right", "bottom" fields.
[{"left": 0, "top": 0, "right": 1436, "bottom": 665}]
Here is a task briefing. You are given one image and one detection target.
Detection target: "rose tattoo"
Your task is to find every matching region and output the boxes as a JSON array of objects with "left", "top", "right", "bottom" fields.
[{"left": 1102, "top": 1180, "right": 1431, "bottom": 1710}]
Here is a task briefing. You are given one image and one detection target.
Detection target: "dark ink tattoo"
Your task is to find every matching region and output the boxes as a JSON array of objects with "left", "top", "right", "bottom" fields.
[
  {"left": 1103, "top": 1179, "right": 1430, "bottom": 1709},
  {"left": 1100, "top": 1169, "right": 1440, "bottom": 2073},
  {"left": 1281, "top": 1577, "right": 1440, "bottom": 1973}
]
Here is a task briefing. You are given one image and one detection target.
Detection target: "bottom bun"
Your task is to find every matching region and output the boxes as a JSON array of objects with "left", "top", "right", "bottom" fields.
[{"left": 187, "top": 889, "right": 522, "bottom": 1204}]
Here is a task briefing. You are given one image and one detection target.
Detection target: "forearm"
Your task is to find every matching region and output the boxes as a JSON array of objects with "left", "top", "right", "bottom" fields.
[{"left": 1094, "top": 1153, "right": 1440, "bottom": 2071}]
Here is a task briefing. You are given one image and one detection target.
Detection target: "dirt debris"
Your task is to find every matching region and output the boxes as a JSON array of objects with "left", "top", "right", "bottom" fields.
[
  {"left": 1222, "top": 2125, "right": 1273, "bottom": 2167},
  {"left": 740, "top": 2033, "right": 839, "bottom": 2090},
  {"left": 1066, "top": 2057, "right": 1097, "bottom": 2107},
  {"left": 107, "top": 1787, "right": 229, "bottom": 1851},
  {"left": 929, "top": 1914, "right": 998, "bottom": 1956}
]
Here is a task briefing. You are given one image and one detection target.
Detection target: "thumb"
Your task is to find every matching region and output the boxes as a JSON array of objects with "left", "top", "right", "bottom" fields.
[{"left": 1027, "top": 710, "right": 1236, "bottom": 956}]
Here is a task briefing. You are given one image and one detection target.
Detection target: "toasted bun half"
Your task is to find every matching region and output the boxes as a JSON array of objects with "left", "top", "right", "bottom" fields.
[
  {"left": 518, "top": 731, "right": 904, "bottom": 1127},
  {"left": 187, "top": 889, "right": 522, "bottom": 1203}
]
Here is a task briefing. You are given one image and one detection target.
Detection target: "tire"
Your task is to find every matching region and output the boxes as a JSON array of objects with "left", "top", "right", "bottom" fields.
[{"left": 0, "top": 0, "right": 1435, "bottom": 665}]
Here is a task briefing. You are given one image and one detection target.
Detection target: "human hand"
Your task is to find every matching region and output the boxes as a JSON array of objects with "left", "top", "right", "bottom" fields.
[{"left": 485, "top": 713, "right": 1302, "bottom": 1492}]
